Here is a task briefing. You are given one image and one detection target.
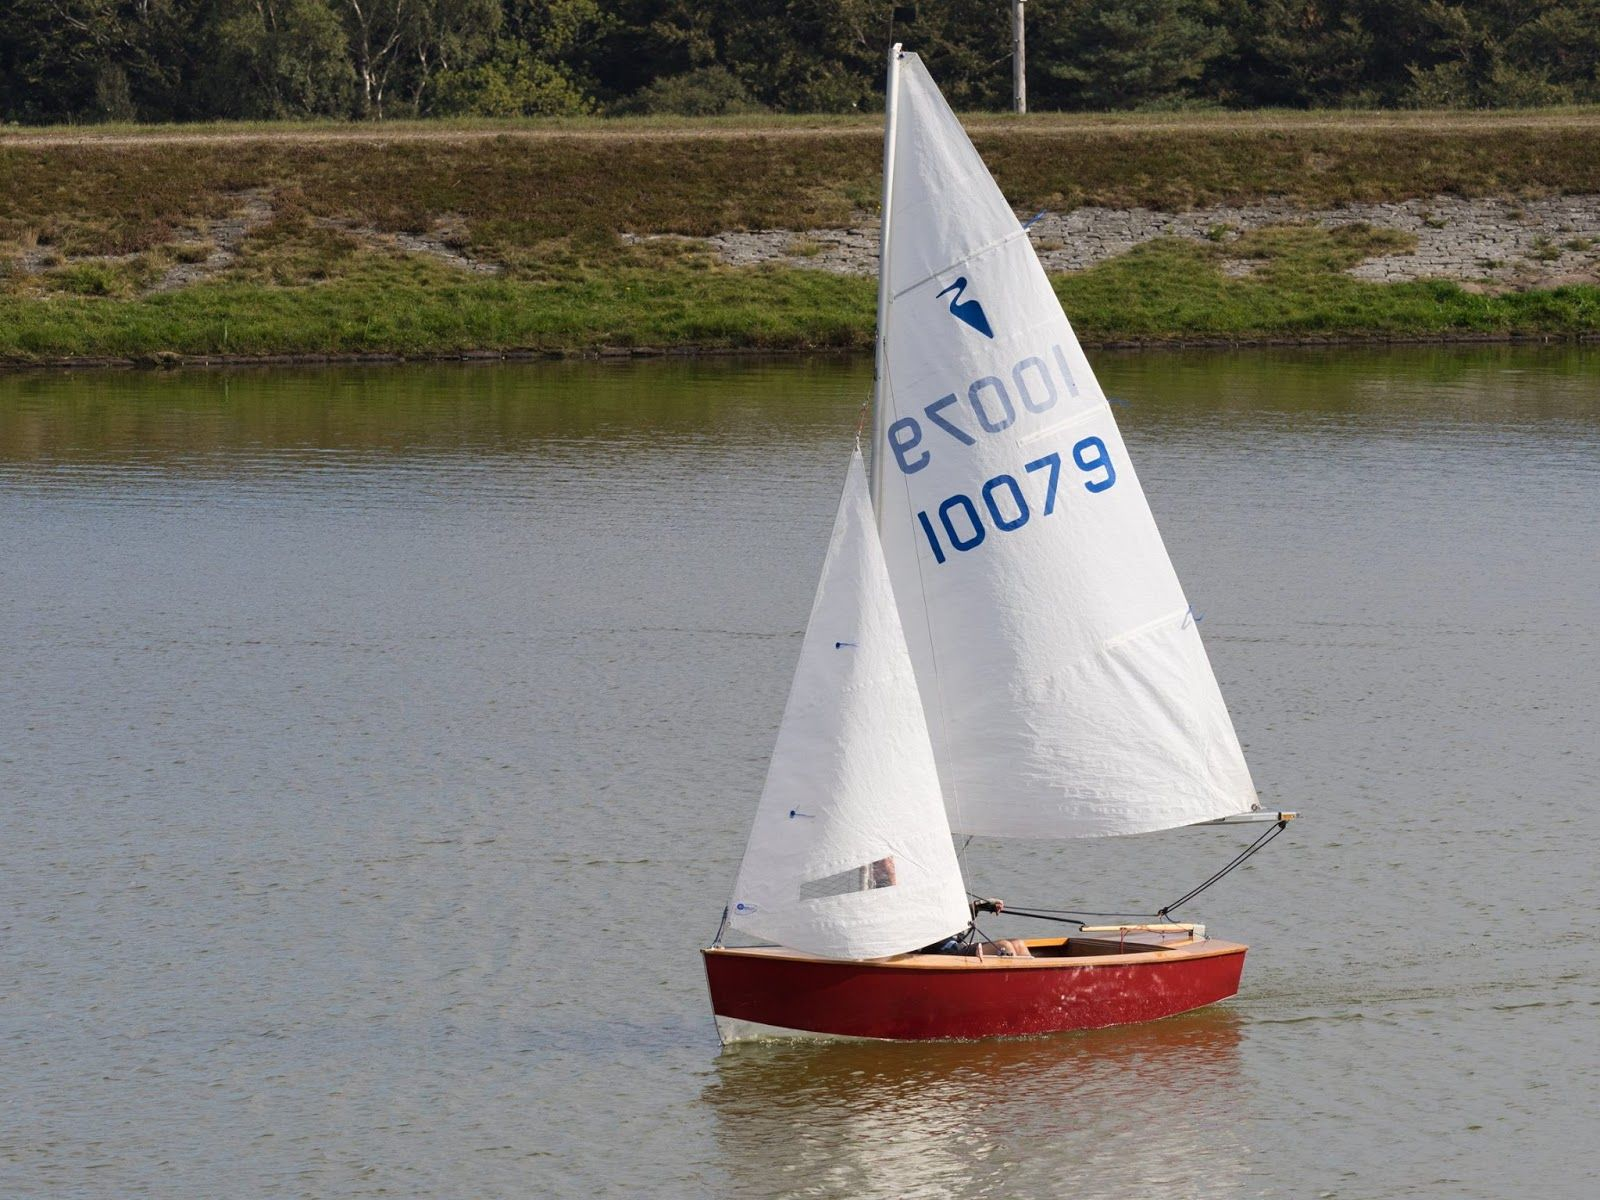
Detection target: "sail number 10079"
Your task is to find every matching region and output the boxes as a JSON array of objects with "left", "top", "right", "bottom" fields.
[{"left": 915, "top": 437, "right": 1116, "bottom": 565}]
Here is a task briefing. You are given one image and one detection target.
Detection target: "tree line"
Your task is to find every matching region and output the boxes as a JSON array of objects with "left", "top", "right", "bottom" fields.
[{"left": 4, "top": 1, "right": 1599, "bottom": 124}]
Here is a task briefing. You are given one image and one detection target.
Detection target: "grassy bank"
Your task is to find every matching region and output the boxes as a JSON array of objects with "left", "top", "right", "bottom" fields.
[{"left": 3, "top": 111, "right": 1600, "bottom": 363}]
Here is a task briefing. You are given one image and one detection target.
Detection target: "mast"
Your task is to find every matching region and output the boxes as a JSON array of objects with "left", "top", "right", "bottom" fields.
[{"left": 869, "top": 43, "right": 903, "bottom": 528}]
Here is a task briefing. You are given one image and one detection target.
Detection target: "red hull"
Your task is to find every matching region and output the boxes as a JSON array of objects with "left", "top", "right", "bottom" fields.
[{"left": 703, "top": 937, "right": 1247, "bottom": 1042}]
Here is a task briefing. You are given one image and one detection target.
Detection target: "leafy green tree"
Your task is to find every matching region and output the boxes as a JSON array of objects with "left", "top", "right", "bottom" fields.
[
  {"left": 209, "top": 0, "right": 353, "bottom": 117},
  {"left": 895, "top": 0, "right": 1012, "bottom": 110},
  {"left": 335, "top": 0, "right": 410, "bottom": 116},
  {"left": 1403, "top": 0, "right": 1600, "bottom": 106},
  {"left": 1218, "top": 0, "right": 1374, "bottom": 106},
  {"left": 431, "top": 0, "right": 597, "bottom": 115},
  {"left": 407, "top": 0, "right": 500, "bottom": 112},
  {"left": 613, "top": 64, "right": 764, "bottom": 114},
  {"left": 8, "top": 0, "right": 1600, "bottom": 122},
  {"left": 0, "top": 0, "right": 191, "bottom": 121},
  {"left": 432, "top": 54, "right": 590, "bottom": 113},
  {"left": 715, "top": 0, "right": 883, "bottom": 112},
  {"left": 590, "top": 0, "right": 1006, "bottom": 113},
  {"left": 585, "top": 0, "right": 717, "bottom": 103},
  {"left": 1036, "top": 0, "right": 1230, "bottom": 109},
  {"left": 1506, "top": 1, "right": 1600, "bottom": 95}
]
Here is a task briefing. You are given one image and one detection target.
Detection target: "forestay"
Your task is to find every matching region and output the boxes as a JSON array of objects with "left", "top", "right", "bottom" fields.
[
  {"left": 874, "top": 52, "right": 1257, "bottom": 839},
  {"left": 727, "top": 452, "right": 971, "bottom": 960}
]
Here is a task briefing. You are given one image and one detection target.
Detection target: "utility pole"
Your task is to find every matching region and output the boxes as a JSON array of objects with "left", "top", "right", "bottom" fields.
[{"left": 1012, "top": 0, "right": 1027, "bottom": 114}]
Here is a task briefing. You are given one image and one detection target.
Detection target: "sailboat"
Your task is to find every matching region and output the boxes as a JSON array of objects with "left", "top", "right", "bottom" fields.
[{"left": 702, "top": 47, "right": 1294, "bottom": 1043}]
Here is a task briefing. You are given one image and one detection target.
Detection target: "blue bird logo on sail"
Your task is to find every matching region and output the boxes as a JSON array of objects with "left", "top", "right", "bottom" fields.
[{"left": 936, "top": 276, "right": 994, "bottom": 339}]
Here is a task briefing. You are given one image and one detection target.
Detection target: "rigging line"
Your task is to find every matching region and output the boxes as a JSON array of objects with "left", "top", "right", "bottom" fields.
[
  {"left": 1009, "top": 908, "right": 1157, "bottom": 922},
  {"left": 1001, "top": 906, "right": 1157, "bottom": 918},
  {"left": 1158, "top": 820, "right": 1288, "bottom": 917},
  {"left": 711, "top": 905, "right": 729, "bottom": 948},
  {"left": 995, "top": 909, "right": 1087, "bottom": 928},
  {"left": 1004, "top": 822, "right": 1292, "bottom": 925},
  {"left": 966, "top": 895, "right": 1159, "bottom": 922}
]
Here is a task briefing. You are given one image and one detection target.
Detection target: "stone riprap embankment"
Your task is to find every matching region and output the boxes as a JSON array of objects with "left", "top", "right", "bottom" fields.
[{"left": 683, "top": 195, "right": 1600, "bottom": 291}]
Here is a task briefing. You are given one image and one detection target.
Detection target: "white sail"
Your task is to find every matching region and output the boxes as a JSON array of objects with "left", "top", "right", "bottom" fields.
[
  {"left": 728, "top": 451, "right": 971, "bottom": 959},
  {"left": 874, "top": 53, "right": 1257, "bottom": 839}
]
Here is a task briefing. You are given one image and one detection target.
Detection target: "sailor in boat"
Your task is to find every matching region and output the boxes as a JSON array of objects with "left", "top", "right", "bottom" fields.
[
  {"left": 858, "top": 864, "right": 1030, "bottom": 959},
  {"left": 919, "top": 898, "right": 1032, "bottom": 958}
]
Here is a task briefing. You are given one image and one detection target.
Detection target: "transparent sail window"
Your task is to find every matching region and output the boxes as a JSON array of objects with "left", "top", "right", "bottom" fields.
[{"left": 798, "top": 856, "right": 898, "bottom": 900}]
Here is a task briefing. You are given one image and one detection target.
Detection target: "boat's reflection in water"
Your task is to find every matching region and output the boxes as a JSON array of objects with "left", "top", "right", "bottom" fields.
[{"left": 703, "top": 1008, "right": 1247, "bottom": 1200}]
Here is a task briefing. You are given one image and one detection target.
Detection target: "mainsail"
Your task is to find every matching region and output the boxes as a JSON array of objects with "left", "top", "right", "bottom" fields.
[
  {"left": 727, "top": 452, "right": 971, "bottom": 960},
  {"left": 873, "top": 52, "right": 1257, "bottom": 839}
]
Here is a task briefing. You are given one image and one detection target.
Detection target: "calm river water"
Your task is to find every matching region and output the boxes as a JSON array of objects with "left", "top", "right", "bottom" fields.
[{"left": 3, "top": 349, "right": 1597, "bottom": 1199}]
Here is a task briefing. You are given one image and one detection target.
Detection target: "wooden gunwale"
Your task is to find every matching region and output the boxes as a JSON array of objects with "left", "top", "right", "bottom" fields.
[{"left": 704, "top": 936, "right": 1246, "bottom": 971}]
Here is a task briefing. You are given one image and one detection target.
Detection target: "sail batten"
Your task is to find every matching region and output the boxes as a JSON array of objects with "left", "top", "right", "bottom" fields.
[
  {"left": 889, "top": 230, "right": 1035, "bottom": 301},
  {"left": 874, "top": 54, "right": 1257, "bottom": 840}
]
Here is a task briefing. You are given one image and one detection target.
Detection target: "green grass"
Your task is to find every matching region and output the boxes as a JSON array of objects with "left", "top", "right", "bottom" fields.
[
  {"left": 3, "top": 115, "right": 1600, "bottom": 363},
  {"left": 1057, "top": 227, "right": 1600, "bottom": 340},
  {"left": 1, "top": 224, "right": 1595, "bottom": 364},
  {"left": 0, "top": 258, "right": 875, "bottom": 361}
]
